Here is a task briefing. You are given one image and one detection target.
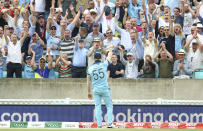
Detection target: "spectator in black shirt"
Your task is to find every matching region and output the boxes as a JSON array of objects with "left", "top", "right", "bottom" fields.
[{"left": 107, "top": 54, "right": 124, "bottom": 78}]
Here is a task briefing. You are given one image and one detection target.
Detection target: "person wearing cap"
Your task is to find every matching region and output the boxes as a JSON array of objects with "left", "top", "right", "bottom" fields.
[
  {"left": 22, "top": 49, "right": 35, "bottom": 78},
  {"left": 34, "top": 48, "right": 53, "bottom": 78},
  {"left": 173, "top": 49, "right": 193, "bottom": 78},
  {"left": 197, "top": 23, "right": 203, "bottom": 35},
  {"left": 85, "top": 22, "right": 104, "bottom": 49},
  {"left": 88, "top": 37, "right": 107, "bottom": 66},
  {"left": 118, "top": 45, "right": 139, "bottom": 78},
  {"left": 46, "top": 17, "right": 61, "bottom": 57},
  {"left": 185, "top": 34, "right": 203, "bottom": 71},
  {"left": 87, "top": 52, "right": 114, "bottom": 128},
  {"left": 72, "top": 38, "right": 88, "bottom": 78}
]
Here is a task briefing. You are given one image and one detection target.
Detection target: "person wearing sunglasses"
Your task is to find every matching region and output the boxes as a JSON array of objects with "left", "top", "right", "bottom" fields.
[
  {"left": 34, "top": 48, "right": 53, "bottom": 78},
  {"left": 46, "top": 17, "right": 61, "bottom": 58},
  {"left": 103, "top": 29, "right": 120, "bottom": 55}
]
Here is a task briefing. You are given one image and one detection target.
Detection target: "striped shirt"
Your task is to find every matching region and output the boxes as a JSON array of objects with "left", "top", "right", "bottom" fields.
[
  {"left": 60, "top": 38, "right": 75, "bottom": 60},
  {"left": 57, "top": 62, "right": 72, "bottom": 78}
]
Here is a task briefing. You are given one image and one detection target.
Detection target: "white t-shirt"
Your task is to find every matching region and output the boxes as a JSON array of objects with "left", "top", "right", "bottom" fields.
[
  {"left": 31, "top": 0, "right": 45, "bottom": 12},
  {"left": 186, "top": 34, "right": 203, "bottom": 49},
  {"left": 183, "top": 12, "right": 194, "bottom": 35},
  {"left": 103, "top": 37, "right": 120, "bottom": 49},
  {"left": 200, "top": 4, "right": 203, "bottom": 19},
  {"left": 126, "top": 62, "right": 134, "bottom": 78},
  {"left": 102, "top": 18, "right": 116, "bottom": 35},
  {"left": 187, "top": 48, "right": 203, "bottom": 70},
  {"left": 158, "top": 18, "right": 169, "bottom": 28},
  {"left": 7, "top": 41, "right": 22, "bottom": 64}
]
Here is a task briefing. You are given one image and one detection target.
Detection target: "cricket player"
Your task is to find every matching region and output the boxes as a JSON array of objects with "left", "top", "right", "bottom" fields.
[{"left": 87, "top": 52, "right": 114, "bottom": 128}]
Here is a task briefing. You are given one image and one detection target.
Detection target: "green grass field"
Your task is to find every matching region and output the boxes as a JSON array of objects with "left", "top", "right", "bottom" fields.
[{"left": 0, "top": 129, "right": 202, "bottom": 131}]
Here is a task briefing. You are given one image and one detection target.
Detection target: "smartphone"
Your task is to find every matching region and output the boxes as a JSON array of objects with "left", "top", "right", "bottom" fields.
[{"left": 79, "top": 6, "right": 83, "bottom": 11}]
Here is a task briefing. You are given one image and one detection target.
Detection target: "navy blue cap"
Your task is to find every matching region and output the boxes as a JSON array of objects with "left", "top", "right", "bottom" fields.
[
  {"left": 94, "top": 52, "right": 101, "bottom": 59},
  {"left": 79, "top": 39, "right": 84, "bottom": 42},
  {"left": 104, "top": 6, "right": 111, "bottom": 16},
  {"left": 37, "top": 15, "right": 44, "bottom": 19},
  {"left": 26, "top": 56, "right": 32, "bottom": 60},
  {"left": 93, "top": 22, "right": 99, "bottom": 26}
]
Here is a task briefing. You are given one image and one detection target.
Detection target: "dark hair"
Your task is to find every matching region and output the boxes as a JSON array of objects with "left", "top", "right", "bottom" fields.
[{"left": 174, "top": 7, "right": 180, "bottom": 12}]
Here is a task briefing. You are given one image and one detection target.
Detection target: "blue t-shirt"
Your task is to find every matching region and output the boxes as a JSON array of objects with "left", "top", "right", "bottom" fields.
[
  {"left": 88, "top": 60, "right": 109, "bottom": 92},
  {"left": 24, "top": 64, "right": 35, "bottom": 78}
]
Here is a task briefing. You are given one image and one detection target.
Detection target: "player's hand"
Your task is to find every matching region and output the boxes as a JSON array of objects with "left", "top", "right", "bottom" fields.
[{"left": 88, "top": 92, "right": 92, "bottom": 99}]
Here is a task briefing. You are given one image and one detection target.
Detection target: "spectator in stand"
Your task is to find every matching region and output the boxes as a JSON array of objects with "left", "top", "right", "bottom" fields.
[
  {"left": 119, "top": 45, "right": 139, "bottom": 79},
  {"left": 197, "top": 23, "right": 203, "bottom": 35},
  {"left": 83, "top": 0, "right": 97, "bottom": 15},
  {"left": 88, "top": 37, "right": 106, "bottom": 66},
  {"left": 107, "top": 54, "right": 124, "bottom": 78},
  {"left": 101, "top": 6, "right": 117, "bottom": 35},
  {"left": 186, "top": 25, "right": 203, "bottom": 49},
  {"left": 0, "top": 11, "right": 8, "bottom": 28},
  {"left": 59, "top": 0, "right": 76, "bottom": 18},
  {"left": 60, "top": 29, "right": 75, "bottom": 61},
  {"left": 185, "top": 33, "right": 203, "bottom": 71},
  {"left": 103, "top": 29, "right": 120, "bottom": 55},
  {"left": 115, "top": 19, "right": 134, "bottom": 51},
  {"left": 142, "top": 31, "right": 158, "bottom": 60},
  {"left": 139, "top": 55, "right": 156, "bottom": 78},
  {"left": 174, "top": 24, "right": 185, "bottom": 59},
  {"left": 31, "top": 0, "right": 46, "bottom": 15},
  {"left": 127, "top": 0, "right": 142, "bottom": 26},
  {"left": 22, "top": 50, "right": 35, "bottom": 78},
  {"left": 154, "top": 45, "right": 173, "bottom": 78},
  {"left": 173, "top": 4, "right": 184, "bottom": 28},
  {"left": 72, "top": 38, "right": 88, "bottom": 78},
  {"left": 160, "top": 18, "right": 175, "bottom": 58},
  {"left": 157, "top": 26, "right": 165, "bottom": 43},
  {"left": 85, "top": 23, "right": 104, "bottom": 49},
  {"left": 173, "top": 49, "right": 193, "bottom": 78},
  {"left": 28, "top": 32, "right": 45, "bottom": 64},
  {"left": 55, "top": 52, "right": 72, "bottom": 78},
  {"left": 4, "top": 25, "right": 27, "bottom": 78},
  {"left": 116, "top": 0, "right": 126, "bottom": 26},
  {"left": 34, "top": 48, "right": 53, "bottom": 78},
  {"left": 0, "top": 0, "right": 12, "bottom": 17},
  {"left": 130, "top": 31, "right": 144, "bottom": 71},
  {"left": 80, "top": 14, "right": 94, "bottom": 34},
  {"left": 183, "top": 2, "right": 195, "bottom": 36},
  {"left": 46, "top": 17, "right": 61, "bottom": 57},
  {"left": 33, "top": 15, "right": 46, "bottom": 43}
]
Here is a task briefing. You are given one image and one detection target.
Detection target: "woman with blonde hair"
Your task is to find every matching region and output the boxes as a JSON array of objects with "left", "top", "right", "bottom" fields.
[{"left": 174, "top": 24, "right": 185, "bottom": 59}]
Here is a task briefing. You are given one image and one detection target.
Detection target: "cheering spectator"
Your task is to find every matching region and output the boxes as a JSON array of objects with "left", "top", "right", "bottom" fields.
[
  {"left": 56, "top": 52, "right": 72, "bottom": 78},
  {"left": 28, "top": 32, "right": 45, "bottom": 63},
  {"left": 174, "top": 24, "right": 185, "bottom": 58},
  {"left": 107, "top": 54, "right": 124, "bottom": 78},
  {"left": 72, "top": 39, "right": 88, "bottom": 78},
  {"left": 103, "top": 29, "right": 120, "bottom": 54},
  {"left": 22, "top": 50, "right": 35, "bottom": 78},
  {"left": 88, "top": 37, "right": 106, "bottom": 66},
  {"left": 119, "top": 45, "right": 139, "bottom": 79},
  {"left": 142, "top": 31, "right": 158, "bottom": 60},
  {"left": 4, "top": 25, "right": 27, "bottom": 78},
  {"left": 185, "top": 33, "right": 203, "bottom": 71},
  {"left": 139, "top": 55, "right": 156, "bottom": 78},
  {"left": 154, "top": 45, "right": 173, "bottom": 78},
  {"left": 173, "top": 49, "right": 193, "bottom": 78},
  {"left": 85, "top": 23, "right": 104, "bottom": 49}
]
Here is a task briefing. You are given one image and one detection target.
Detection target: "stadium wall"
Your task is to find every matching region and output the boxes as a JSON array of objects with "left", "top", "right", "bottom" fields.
[{"left": 0, "top": 79, "right": 202, "bottom": 100}]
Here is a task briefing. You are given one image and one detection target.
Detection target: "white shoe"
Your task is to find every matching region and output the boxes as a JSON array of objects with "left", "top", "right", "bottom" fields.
[{"left": 107, "top": 123, "right": 116, "bottom": 128}]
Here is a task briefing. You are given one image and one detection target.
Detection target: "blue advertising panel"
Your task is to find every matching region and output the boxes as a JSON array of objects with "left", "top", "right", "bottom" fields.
[{"left": 0, "top": 105, "right": 203, "bottom": 123}]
